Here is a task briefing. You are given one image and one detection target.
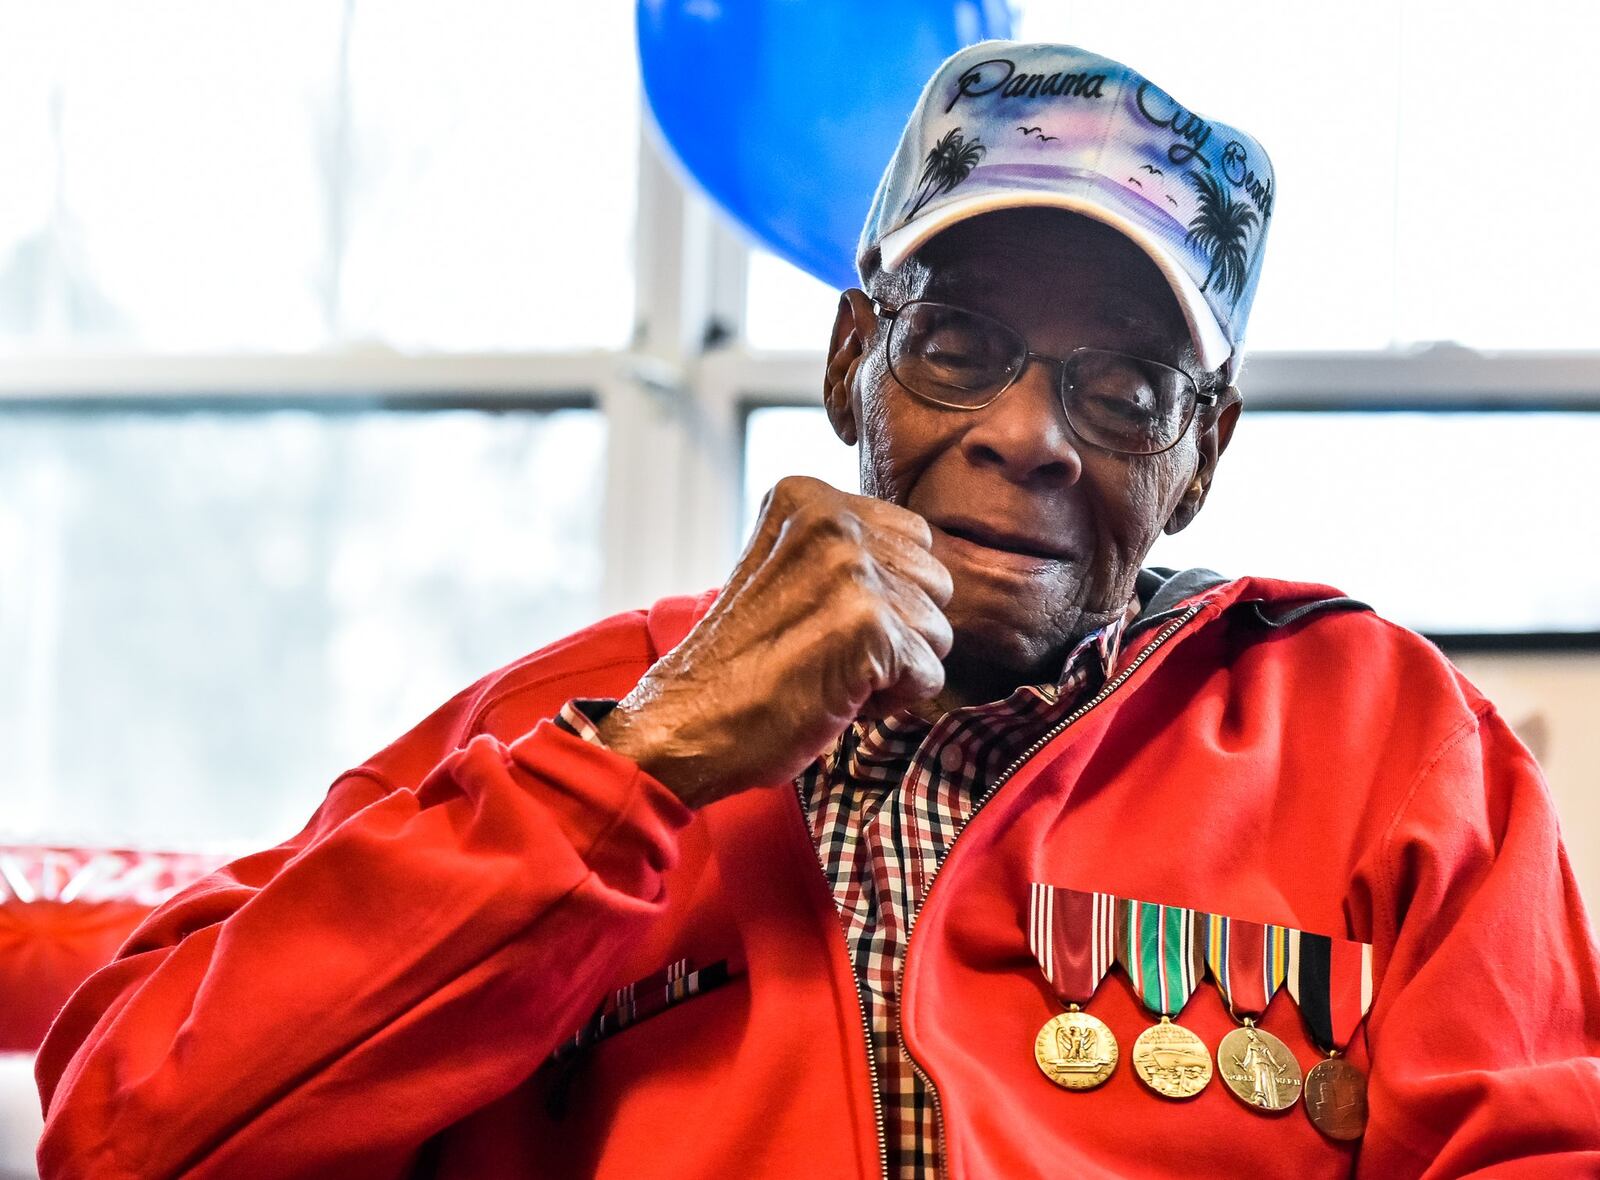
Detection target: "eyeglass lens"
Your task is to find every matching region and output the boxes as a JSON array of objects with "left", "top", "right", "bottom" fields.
[{"left": 886, "top": 301, "right": 1197, "bottom": 454}]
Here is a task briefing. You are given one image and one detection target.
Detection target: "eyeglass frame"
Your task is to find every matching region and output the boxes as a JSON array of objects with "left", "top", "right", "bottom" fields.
[{"left": 868, "top": 296, "right": 1226, "bottom": 457}]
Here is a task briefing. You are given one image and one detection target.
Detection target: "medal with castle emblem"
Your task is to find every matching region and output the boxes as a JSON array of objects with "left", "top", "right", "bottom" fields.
[
  {"left": 1029, "top": 885, "right": 1119, "bottom": 1090},
  {"left": 1290, "top": 931, "right": 1374, "bottom": 1140},
  {"left": 1304, "top": 1057, "right": 1367, "bottom": 1140},
  {"left": 1207, "top": 914, "right": 1303, "bottom": 1113},
  {"left": 1119, "top": 899, "right": 1212, "bottom": 1099}
]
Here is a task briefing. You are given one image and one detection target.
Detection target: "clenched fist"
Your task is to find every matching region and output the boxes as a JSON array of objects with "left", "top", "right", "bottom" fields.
[{"left": 597, "top": 475, "right": 954, "bottom": 809}]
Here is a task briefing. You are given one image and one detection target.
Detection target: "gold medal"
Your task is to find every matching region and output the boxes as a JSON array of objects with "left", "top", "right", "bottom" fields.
[
  {"left": 1304, "top": 1055, "right": 1368, "bottom": 1140},
  {"left": 1217, "top": 1022, "right": 1303, "bottom": 1113},
  {"left": 1131, "top": 1016, "right": 1212, "bottom": 1099},
  {"left": 1034, "top": 1005, "right": 1118, "bottom": 1091},
  {"left": 1027, "top": 886, "right": 1121, "bottom": 1092}
]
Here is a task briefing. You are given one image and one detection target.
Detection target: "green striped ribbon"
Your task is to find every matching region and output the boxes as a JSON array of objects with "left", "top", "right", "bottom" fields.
[{"left": 1118, "top": 898, "right": 1205, "bottom": 1016}]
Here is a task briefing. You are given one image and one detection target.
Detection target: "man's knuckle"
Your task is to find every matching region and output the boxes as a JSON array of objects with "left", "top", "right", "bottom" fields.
[
  {"left": 771, "top": 473, "right": 810, "bottom": 502},
  {"left": 829, "top": 545, "right": 875, "bottom": 584},
  {"left": 861, "top": 646, "right": 892, "bottom": 686},
  {"left": 903, "top": 513, "right": 934, "bottom": 548},
  {"left": 846, "top": 598, "right": 894, "bottom": 640},
  {"left": 801, "top": 507, "right": 863, "bottom": 547},
  {"left": 871, "top": 602, "right": 903, "bottom": 641}
]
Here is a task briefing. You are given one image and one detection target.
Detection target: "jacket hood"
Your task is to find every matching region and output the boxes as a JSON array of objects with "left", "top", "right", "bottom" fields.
[{"left": 1135, "top": 566, "right": 1369, "bottom": 634}]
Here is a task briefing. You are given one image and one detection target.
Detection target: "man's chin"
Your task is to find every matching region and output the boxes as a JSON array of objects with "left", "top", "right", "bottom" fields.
[{"left": 944, "top": 607, "right": 1068, "bottom": 694}]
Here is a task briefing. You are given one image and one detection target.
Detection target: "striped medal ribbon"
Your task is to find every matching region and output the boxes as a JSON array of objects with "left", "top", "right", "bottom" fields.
[
  {"left": 1289, "top": 931, "right": 1375, "bottom": 1141},
  {"left": 1207, "top": 914, "right": 1304, "bottom": 1114},
  {"left": 1028, "top": 885, "right": 1120, "bottom": 1090},
  {"left": 1117, "top": 898, "right": 1213, "bottom": 1099}
]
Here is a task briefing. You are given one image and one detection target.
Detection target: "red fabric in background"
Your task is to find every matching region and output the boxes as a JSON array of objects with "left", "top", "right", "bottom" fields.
[
  {"left": 0, "top": 847, "right": 224, "bottom": 1052},
  {"left": 0, "top": 900, "right": 151, "bottom": 1052}
]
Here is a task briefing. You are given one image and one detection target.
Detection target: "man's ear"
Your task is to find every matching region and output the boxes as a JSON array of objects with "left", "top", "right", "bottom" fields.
[
  {"left": 823, "top": 289, "right": 878, "bottom": 446},
  {"left": 1163, "top": 391, "right": 1242, "bottom": 536}
]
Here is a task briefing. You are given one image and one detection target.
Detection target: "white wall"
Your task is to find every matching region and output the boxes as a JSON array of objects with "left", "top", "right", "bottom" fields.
[
  {"left": 0, "top": 1054, "right": 41, "bottom": 1180},
  {"left": 1451, "top": 650, "right": 1600, "bottom": 925}
]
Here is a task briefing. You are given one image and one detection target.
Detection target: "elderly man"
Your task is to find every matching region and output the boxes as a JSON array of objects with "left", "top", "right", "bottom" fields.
[{"left": 35, "top": 41, "right": 1600, "bottom": 1180}]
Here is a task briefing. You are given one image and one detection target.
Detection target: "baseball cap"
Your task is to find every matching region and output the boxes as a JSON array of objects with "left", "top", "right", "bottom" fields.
[{"left": 858, "top": 41, "right": 1275, "bottom": 381}]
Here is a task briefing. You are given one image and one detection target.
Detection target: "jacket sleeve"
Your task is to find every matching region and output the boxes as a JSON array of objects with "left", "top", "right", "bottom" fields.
[
  {"left": 34, "top": 717, "right": 693, "bottom": 1180},
  {"left": 1356, "top": 701, "right": 1600, "bottom": 1177}
]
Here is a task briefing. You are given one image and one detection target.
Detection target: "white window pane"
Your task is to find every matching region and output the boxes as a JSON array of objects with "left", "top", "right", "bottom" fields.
[
  {"left": 1152, "top": 411, "right": 1600, "bottom": 634},
  {"left": 339, "top": 0, "right": 638, "bottom": 351},
  {"left": 0, "top": 2, "right": 343, "bottom": 352},
  {"left": 746, "top": 248, "right": 842, "bottom": 352},
  {"left": 0, "top": 408, "right": 604, "bottom": 847},
  {"left": 743, "top": 406, "right": 859, "bottom": 529},
  {"left": 1391, "top": 1, "right": 1600, "bottom": 348},
  {"left": 743, "top": 405, "right": 1600, "bottom": 635},
  {"left": 0, "top": 1, "right": 637, "bottom": 354}
]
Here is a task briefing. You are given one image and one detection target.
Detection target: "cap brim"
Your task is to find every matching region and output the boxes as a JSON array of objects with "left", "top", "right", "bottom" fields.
[{"left": 875, "top": 191, "right": 1232, "bottom": 377}]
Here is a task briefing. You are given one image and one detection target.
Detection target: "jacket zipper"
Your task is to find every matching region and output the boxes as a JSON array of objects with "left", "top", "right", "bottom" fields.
[
  {"left": 791, "top": 781, "right": 891, "bottom": 1180},
  {"left": 895, "top": 601, "right": 1205, "bottom": 1177}
]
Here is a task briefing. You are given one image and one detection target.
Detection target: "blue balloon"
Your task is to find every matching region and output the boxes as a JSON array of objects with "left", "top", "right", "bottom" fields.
[{"left": 638, "top": 0, "right": 1012, "bottom": 293}]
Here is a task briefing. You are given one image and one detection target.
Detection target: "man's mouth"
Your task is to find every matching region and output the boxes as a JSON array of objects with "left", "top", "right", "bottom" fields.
[{"left": 933, "top": 517, "right": 1071, "bottom": 563}]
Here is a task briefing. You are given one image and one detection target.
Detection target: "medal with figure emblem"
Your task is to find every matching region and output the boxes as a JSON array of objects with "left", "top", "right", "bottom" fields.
[
  {"left": 1206, "top": 914, "right": 1303, "bottom": 1112},
  {"left": 1028, "top": 885, "right": 1119, "bottom": 1090},
  {"left": 1289, "top": 932, "right": 1375, "bottom": 1140},
  {"left": 1119, "top": 899, "right": 1212, "bottom": 1099},
  {"left": 1217, "top": 1024, "right": 1302, "bottom": 1112}
]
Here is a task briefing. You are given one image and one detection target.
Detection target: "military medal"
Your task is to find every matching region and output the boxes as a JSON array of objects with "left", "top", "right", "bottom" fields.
[
  {"left": 1119, "top": 899, "right": 1212, "bottom": 1099},
  {"left": 1029, "top": 885, "right": 1119, "bottom": 1090},
  {"left": 1304, "top": 1056, "right": 1367, "bottom": 1140},
  {"left": 1290, "top": 931, "right": 1374, "bottom": 1141},
  {"left": 1206, "top": 915, "right": 1303, "bottom": 1113}
]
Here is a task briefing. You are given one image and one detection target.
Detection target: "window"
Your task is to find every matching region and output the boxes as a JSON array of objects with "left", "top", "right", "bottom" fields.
[
  {"left": 0, "top": 0, "right": 639, "bottom": 354},
  {"left": 746, "top": 250, "right": 839, "bottom": 353},
  {"left": 0, "top": 0, "right": 639, "bottom": 849},
  {"left": 0, "top": 406, "right": 604, "bottom": 847}
]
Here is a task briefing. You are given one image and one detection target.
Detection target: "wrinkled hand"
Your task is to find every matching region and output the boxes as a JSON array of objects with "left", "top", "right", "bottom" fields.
[{"left": 597, "top": 475, "right": 954, "bottom": 809}]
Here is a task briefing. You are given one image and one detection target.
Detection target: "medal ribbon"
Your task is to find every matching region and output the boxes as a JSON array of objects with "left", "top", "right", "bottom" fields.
[
  {"left": 1287, "top": 930, "right": 1375, "bottom": 1053},
  {"left": 1117, "top": 898, "right": 1204, "bottom": 1016},
  {"left": 1028, "top": 885, "right": 1374, "bottom": 1039},
  {"left": 1204, "top": 913, "right": 1292, "bottom": 1021},
  {"left": 1028, "top": 884, "right": 1117, "bottom": 1006}
]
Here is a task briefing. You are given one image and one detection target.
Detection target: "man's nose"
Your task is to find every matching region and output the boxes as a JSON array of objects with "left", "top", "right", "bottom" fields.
[{"left": 957, "top": 355, "right": 1085, "bottom": 487}]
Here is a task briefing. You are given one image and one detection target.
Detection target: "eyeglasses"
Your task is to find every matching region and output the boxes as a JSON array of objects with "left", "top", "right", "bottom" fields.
[{"left": 872, "top": 298, "right": 1219, "bottom": 456}]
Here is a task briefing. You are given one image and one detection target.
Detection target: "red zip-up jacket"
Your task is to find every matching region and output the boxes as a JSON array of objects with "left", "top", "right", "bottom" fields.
[{"left": 34, "top": 573, "right": 1600, "bottom": 1179}]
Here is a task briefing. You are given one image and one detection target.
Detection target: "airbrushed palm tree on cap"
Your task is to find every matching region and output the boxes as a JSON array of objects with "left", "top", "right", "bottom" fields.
[
  {"left": 1184, "top": 170, "right": 1259, "bottom": 307},
  {"left": 906, "top": 127, "right": 987, "bottom": 219}
]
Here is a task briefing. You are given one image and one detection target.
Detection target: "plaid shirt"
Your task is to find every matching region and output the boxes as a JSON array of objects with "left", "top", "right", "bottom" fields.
[{"left": 556, "top": 600, "right": 1136, "bottom": 1180}]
